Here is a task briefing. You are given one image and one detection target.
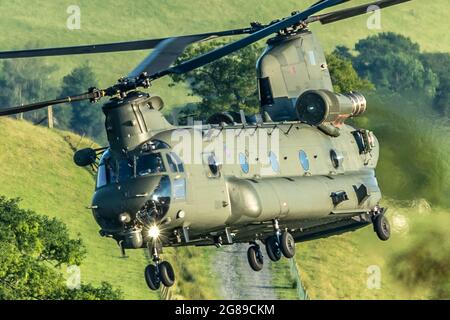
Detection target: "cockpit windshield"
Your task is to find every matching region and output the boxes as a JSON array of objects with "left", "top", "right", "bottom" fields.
[
  {"left": 136, "top": 153, "right": 166, "bottom": 176},
  {"left": 96, "top": 150, "right": 167, "bottom": 189}
]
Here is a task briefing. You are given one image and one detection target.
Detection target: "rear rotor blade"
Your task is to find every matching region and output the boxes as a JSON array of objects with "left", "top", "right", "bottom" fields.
[
  {"left": 308, "top": 0, "right": 412, "bottom": 25},
  {"left": 155, "top": 0, "right": 347, "bottom": 77},
  {"left": 128, "top": 35, "right": 209, "bottom": 78}
]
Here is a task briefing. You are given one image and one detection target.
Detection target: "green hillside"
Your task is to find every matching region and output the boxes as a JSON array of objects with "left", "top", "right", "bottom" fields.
[
  {"left": 0, "top": 0, "right": 448, "bottom": 109},
  {"left": 0, "top": 118, "right": 220, "bottom": 300},
  {"left": 0, "top": 117, "right": 159, "bottom": 299}
]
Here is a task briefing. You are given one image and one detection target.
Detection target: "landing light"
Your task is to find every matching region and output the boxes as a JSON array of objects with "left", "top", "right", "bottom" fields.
[
  {"left": 119, "top": 213, "right": 131, "bottom": 223},
  {"left": 148, "top": 225, "right": 160, "bottom": 239}
]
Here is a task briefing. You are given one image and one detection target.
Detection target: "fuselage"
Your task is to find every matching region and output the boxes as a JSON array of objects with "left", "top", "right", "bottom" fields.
[{"left": 92, "top": 121, "right": 381, "bottom": 248}]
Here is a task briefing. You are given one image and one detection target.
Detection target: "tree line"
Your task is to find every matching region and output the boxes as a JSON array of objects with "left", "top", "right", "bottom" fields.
[
  {"left": 0, "top": 61, "right": 104, "bottom": 141},
  {"left": 0, "top": 197, "right": 122, "bottom": 300}
]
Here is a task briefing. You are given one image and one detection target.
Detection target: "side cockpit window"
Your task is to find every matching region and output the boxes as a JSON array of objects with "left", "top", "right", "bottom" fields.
[
  {"left": 97, "top": 150, "right": 112, "bottom": 188},
  {"left": 96, "top": 164, "right": 108, "bottom": 188},
  {"left": 166, "top": 152, "right": 185, "bottom": 173}
]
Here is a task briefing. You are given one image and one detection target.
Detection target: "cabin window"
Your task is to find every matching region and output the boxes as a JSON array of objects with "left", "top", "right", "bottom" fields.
[
  {"left": 330, "top": 149, "right": 344, "bottom": 169},
  {"left": 239, "top": 153, "right": 249, "bottom": 174},
  {"left": 208, "top": 154, "right": 220, "bottom": 176},
  {"left": 299, "top": 150, "right": 310, "bottom": 172},
  {"left": 203, "top": 152, "right": 221, "bottom": 177},
  {"left": 269, "top": 151, "right": 280, "bottom": 173}
]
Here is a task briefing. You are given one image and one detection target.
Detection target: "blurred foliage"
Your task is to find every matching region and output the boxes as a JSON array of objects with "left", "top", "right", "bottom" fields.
[
  {"left": 0, "top": 58, "right": 58, "bottom": 124},
  {"left": 55, "top": 64, "right": 106, "bottom": 142},
  {"left": 0, "top": 59, "right": 106, "bottom": 143},
  {"left": 420, "top": 53, "right": 450, "bottom": 117},
  {"left": 353, "top": 32, "right": 438, "bottom": 97},
  {"left": 389, "top": 210, "right": 450, "bottom": 300},
  {"left": 337, "top": 32, "right": 449, "bottom": 117},
  {"left": 170, "top": 40, "right": 262, "bottom": 120},
  {"left": 354, "top": 91, "right": 450, "bottom": 208},
  {"left": 326, "top": 52, "right": 374, "bottom": 93},
  {"left": 0, "top": 196, "right": 122, "bottom": 300}
]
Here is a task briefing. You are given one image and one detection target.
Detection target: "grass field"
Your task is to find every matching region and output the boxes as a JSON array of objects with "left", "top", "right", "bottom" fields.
[
  {"left": 0, "top": 117, "right": 220, "bottom": 300},
  {"left": 0, "top": 0, "right": 448, "bottom": 109}
]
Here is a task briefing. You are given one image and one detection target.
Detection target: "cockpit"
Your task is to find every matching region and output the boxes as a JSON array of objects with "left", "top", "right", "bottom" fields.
[
  {"left": 92, "top": 141, "right": 186, "bottom": 235},
  {"left": 96, "top": 141, "right": 175, "bottom": 189},
  {"left": 97, "top": 153, "right": 167, "bottom": 189}
]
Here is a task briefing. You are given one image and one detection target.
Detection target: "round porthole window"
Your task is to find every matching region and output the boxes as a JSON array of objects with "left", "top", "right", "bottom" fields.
[
  {"left": 269, "top": 151, "right": 280, "bottom": 173},
  {"left": 208, "top": 154, "right": 220, "bottom": 176},
  {"left": 299, "top": 150, "right": 310, "bottom": 172},
  {"left": 239, "top": 153, "right": 249, "bottom": 174},
  {"left": 330, "top": 150, "right": 344, "bottom": 169}
]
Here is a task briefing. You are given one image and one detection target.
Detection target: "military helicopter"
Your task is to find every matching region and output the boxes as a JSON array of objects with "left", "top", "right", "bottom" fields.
[{"left": 0, "top": 0, "right": 410, "bottom": 291}]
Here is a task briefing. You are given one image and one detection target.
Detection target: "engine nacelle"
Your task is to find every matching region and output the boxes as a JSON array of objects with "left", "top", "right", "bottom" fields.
[{"left": 295, "top": 90, "right": 367, "bottom": 126}]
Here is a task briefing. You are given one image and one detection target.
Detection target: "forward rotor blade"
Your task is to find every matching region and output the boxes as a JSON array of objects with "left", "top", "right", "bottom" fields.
[
  {"left": 0, "top": 92, "right": 98, "bottom": 116},
  {"left": 308, "top": 0, "right": 412, "bottom": 25},
  {"left": 156, "top": 0, "right": 347, "bottom": 77},
  {"left": 309, "top": 0, "right": 350, "bottom": 8},
  {"left": 0, "top": 28, "right": 254, "bottom": 60},
  {"left": 128, "top": 35, "right": 208, "bottom": 78}
]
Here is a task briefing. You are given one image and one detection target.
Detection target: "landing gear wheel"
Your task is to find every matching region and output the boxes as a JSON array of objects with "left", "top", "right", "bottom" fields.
[
  {"left": 374, "top": 214, "right": 391, "bottom": 241},
  {"left": 280, "top": 232, "right": 296, "bottom": 259},
  {"left": 144, "top": 264, "right": 161, "bottom": 291},
  {"left": 265, "top": 236, "right": 282, "bottom": 262},
  {"left": 247, "top": 245, "right": 264, "bottom": 272},
  {"left": 159, "top": 261, "right": 175, "bottom": 287}
]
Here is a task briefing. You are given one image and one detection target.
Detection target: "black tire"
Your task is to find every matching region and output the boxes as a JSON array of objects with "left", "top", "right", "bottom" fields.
[
  {"left": 265, "top": 236, "right": 282, "bottom": 262},
  {"left": 374, "top": 214, "right": 391, "bottom": 241},
  {"left": 160, "top": 261, "right": 175, "bottom": 287},
  {"left": 247, "top": 246, "right": 264, "bottom": 272},
  {"left": 144, "top": 265, "right": 161, "bottom": 291},
  {"left": 280, "top": 232, "right": 296, "bottom": 259}
]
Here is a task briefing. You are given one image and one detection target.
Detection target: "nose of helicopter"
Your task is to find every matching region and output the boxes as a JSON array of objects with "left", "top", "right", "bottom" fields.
[{"left": 91, "top": 176, "right": 162, "bottom": 232}]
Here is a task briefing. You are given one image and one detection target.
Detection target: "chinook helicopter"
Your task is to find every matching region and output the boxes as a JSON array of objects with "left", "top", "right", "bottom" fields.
[{"left": 0, "top": 0, "right": 410, "bottom": 291}]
